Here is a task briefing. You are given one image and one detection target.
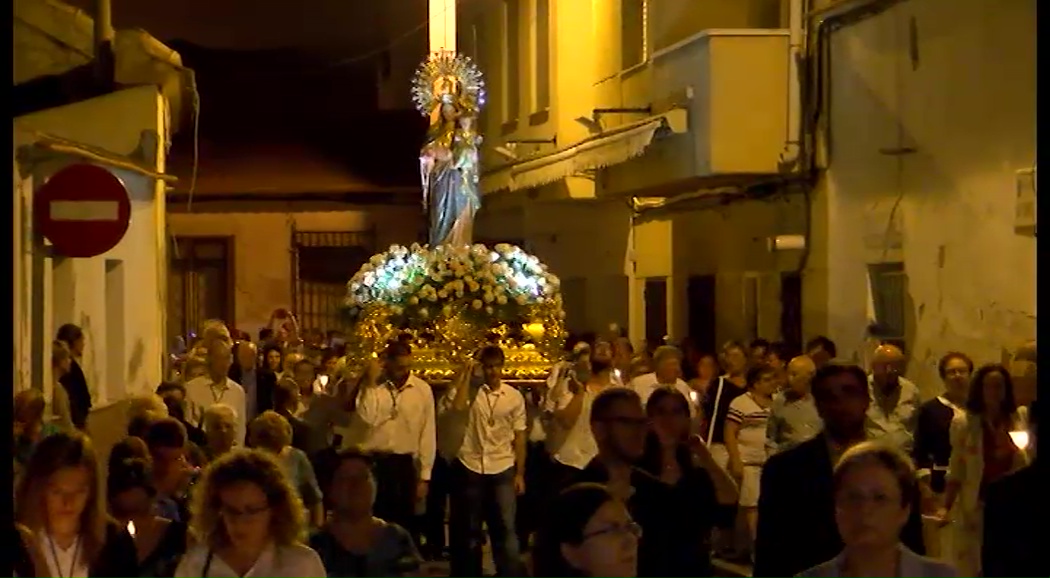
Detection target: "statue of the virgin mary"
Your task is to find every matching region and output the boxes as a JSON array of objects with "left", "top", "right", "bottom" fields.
[{"left": 411, "top": 52, "right": 486, "bottom": 247}]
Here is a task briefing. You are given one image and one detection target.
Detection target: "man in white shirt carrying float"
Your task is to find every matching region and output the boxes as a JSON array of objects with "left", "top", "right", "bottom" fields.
[
  {"left": 354, "top": 341, "right": 437, "bottom": 539},
  {"left": 439, "top": 345, "right": 528, "bottom": 577}
]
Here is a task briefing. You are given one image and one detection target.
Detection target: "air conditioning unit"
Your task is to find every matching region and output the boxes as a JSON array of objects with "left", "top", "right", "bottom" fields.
[{"left": 1015, "top": 168, "right": 1036, "bottom": 237}]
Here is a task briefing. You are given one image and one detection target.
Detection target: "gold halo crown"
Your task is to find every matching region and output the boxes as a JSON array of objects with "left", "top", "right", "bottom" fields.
[{"left": 411, "top": 51, "right": 486, "bottom": 116}]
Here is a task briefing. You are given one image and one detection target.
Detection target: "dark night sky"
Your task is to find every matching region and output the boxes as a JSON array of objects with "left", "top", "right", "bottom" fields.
[
  {"left": 66, "top": 0, "right": 402, "bottom": 53},
  {"left": 62, "top": 0, "right": 430, "bottom": 187}
]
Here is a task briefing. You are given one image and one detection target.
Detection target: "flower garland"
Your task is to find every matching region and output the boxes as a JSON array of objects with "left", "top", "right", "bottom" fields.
[{"left": 344, "top": 243, "right": 565, "bottom": 331}]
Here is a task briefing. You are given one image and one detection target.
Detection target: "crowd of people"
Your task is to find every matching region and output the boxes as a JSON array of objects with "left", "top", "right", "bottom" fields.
[{"left": 10, "top": 314, "right": 1042, "bottom": 578}]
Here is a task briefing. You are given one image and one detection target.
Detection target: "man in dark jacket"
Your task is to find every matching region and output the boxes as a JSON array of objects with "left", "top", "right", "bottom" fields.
[
  {"left": 983, "top": 399, "right": 1042, "bottom": 577},
  {"left": 56, "top": 324, "right": 91, "bottom": 429},
  {"left": 754, "top": 363, "right": 925, "bottom": 577}
]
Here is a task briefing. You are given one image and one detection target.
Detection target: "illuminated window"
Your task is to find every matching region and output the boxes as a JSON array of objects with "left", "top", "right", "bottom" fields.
[
  {"left": 532, "top": 0, "right": 551, "bottom": 112},
  {"left": 621, "top": 0, "right": 646, "bottom": 69},
  {"left": 503, "top": 0, "right": 521, "bottom": 123}
]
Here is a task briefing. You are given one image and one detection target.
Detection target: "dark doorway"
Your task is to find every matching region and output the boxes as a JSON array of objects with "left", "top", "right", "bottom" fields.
[
  {"left": 169, "top": 236, "right": 234, "bottom": 344},
  {"left": 686, "top": 275, "right": 717, "bottom": 354},
  {"left": 644, "top": 277, "right": 668, "bottom": 350},
  {"left": 292, "top": 230, "right": 375, "bottom": 333},
  {"left": 780, "top": 272, "right": 803, "bottom": 352}
]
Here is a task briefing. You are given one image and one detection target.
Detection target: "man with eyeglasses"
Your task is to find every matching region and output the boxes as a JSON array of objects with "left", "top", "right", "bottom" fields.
[{"left": 570, "top": 387, "right": 672, "bottom": 577}]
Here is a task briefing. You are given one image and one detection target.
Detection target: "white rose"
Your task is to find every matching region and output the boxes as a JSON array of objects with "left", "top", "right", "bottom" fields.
[
  {"left": 472, "top": 299, "right": 483, "bottom": 310},
  {"left": 515, "top": 294, "right": 528, "bottom": 305},
  {"left": 485, "top": 305, "right": 494, "bottom": 314},
  {"left": 496, "top": 295, "right": 508, "bottom": 305},
  {"left": 419, "top": 307, "right": 429, "bottom": 318},
  {"left": 408, "top": 296, "right": 419, "bottom": 305},
  {"left": 442, "top": 305, "right": 453, "bottom": 316},
  {"left": 427, "top": 293, "right": 438, "bottom": 302},
  {"left": 483, "top": 293, "right": 494, "bottom": 303}
]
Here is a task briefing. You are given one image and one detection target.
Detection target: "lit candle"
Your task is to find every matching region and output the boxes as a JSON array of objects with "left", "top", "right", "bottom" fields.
[
  {"left": 1009, "top": 430, "right": 1030, "bottom": 451},
  {"left": 689, "top": 390, "right": 699, "bottom": 405},
  {"left": 127, "top": 520, "right": 136, "bottom": 537}
]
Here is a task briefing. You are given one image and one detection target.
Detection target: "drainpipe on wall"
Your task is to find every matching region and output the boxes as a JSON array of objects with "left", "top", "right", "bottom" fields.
[
  {"left": 93, "top": 0, "right": 115, "bottom": 89},
  {"left": 777, "top": 0, "right": 806, "bottom": 173}
]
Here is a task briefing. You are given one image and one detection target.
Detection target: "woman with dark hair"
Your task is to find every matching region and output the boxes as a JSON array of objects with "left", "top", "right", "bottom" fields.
[
  {"left": 638, "top": 388, "right": 738, "bottom": 576},
  {"left": 309, "top": 449, "right": 422, "bottom": 577},
  {"left": 533, "top": 482, "right": 640, "bottom": 577},
  {"left": 107, "top": 456, "right": 188, "bottom": 576},
  {"left": 15, "top": 432, "right": 138, "bottom": 576},
  {"left": 913, "top": 353, "right": 971, "bottom": 517},
  {"left": 687, "top": 353, "right": 721, "bottom": 403},
  {"left": 174, "top": 449, "right": 325, "bottom": 576},
  {"left": 939, "top": 363, "right": 1029, "bottom": 576},
  {"left": 725, "top": 364, "right": 779, "bottom": 551},
  {"left": 55, "top": 324, "right": 91, "bottom": 430}
]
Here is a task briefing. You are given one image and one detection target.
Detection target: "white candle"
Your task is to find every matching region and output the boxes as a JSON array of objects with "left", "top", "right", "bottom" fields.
[{"left": 127, "top": 520, "right": 136, "bottom": 537}]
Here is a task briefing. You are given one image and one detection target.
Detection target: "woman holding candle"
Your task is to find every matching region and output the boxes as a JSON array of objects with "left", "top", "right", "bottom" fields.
[
  {"left": 107, "top": 455, "right": 188, "bottom": 576},
  {"left": 937, "top": 363, "right": 1029, "bottom": 576},
  {"left": 15, "top": 432, "right": 139, "bottom": 577}
]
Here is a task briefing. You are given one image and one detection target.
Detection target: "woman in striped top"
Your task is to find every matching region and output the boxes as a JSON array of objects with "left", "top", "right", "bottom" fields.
[{"left": 725, "top": 364, "right": 779, "bottom": 554}]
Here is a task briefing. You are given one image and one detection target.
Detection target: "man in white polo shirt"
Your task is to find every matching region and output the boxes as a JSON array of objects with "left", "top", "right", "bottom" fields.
[
  {"left": 439, "top": 345, "right": 527, "bottom": 577},
  {"left": 630, "top": 345, "right": 699, "bottom": 419},
  {"left": 185, "top": 339, "right": 246, "bottom": 447}
]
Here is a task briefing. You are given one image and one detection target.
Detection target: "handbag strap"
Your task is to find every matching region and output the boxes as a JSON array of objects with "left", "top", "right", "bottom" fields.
[
  {"left": 201, "top": 548, "right": 215, "bottom": 576},
  {"left": 706, "top": 377, "right": 726, "bottom": 446}
]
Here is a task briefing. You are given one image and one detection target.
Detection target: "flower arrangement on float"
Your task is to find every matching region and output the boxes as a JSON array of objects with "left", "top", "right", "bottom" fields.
[{"left": 343, "top": 243, "right": 566, "bottom": 362}]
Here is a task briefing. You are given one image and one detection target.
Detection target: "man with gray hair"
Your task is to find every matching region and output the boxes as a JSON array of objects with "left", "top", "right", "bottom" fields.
[{"left": 629, "top": 345, "right": 698, "bottom": 417}]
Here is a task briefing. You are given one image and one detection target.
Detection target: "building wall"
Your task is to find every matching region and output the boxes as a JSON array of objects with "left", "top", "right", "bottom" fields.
[
  {"left": 813, "top": 0, "right": 1036, "bottom": 393},
  {"left": 13, "top": 86, "right": 170, "bottom": 408},
  {"left": 470, "top": 0, "right": 796, "bottom": 344},
  {"left": 168, "top": 206, "right": 421, "bottom": 333}
]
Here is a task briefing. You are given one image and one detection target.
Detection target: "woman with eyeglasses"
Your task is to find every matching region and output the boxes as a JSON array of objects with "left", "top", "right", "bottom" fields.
[
  {"left": 798, "top": 441, "right": 956, "bottom": 577},
  {"left": 174, "top": 449, "right": 326, "bottom": 577},
  {"left": 14, "top": 432, "right": 139, "bottom": 577},
  {"left": 533, "top": 482, "right": 640, "bottom": 577}
]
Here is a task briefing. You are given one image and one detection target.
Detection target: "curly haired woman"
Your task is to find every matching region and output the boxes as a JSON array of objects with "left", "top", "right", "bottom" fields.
[{"left": 174, "top": 449, "right": 326, "bottom": 577}]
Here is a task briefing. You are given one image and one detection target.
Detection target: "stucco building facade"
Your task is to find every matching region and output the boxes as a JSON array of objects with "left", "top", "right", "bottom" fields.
[
  {"left": 14, "top": 0, "right": 188, "bottom": 454},
  {"left": 470, "top": 0, "right": 1036, "bottom": 391}
]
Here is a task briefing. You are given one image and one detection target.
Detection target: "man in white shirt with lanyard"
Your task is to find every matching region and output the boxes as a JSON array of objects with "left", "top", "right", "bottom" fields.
[
  {"left": 185, "top": 339, "right": 246, "bottom": 447},
  {"left": 353, "top": 341, "right": 436, "bottom": 539},
  {"left": 438, "top": 345, "right": 527, "bottom": 578},
  {"left": 544, "top": 338, "right": 625, "bottom": 488}
]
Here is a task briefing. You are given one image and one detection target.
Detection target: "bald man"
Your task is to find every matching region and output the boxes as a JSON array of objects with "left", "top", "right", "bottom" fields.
[
  {"left": 765, "top": 356, "right": 823, "bottom": 455},
  {"left": 866, "top": 344, "right": 921, "bottom": 453}
]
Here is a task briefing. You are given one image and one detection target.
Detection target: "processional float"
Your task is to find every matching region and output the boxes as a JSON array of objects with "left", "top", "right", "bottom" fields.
[{"left": 341, "top": 51, "right": 566, "bottom": 382}]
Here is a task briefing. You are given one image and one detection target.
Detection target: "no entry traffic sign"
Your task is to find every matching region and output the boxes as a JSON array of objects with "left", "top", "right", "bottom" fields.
[{"left": 34, "top": 163, "right": 132, "bottom": 258}]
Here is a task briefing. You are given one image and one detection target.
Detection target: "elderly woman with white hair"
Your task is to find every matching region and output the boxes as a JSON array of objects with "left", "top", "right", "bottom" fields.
[{"left": 201, "top": 403, "right": 239, "bottom": 461}]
